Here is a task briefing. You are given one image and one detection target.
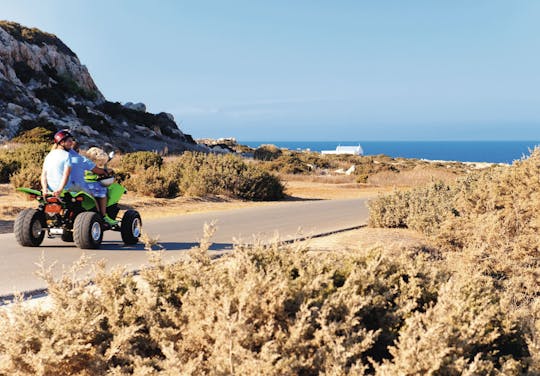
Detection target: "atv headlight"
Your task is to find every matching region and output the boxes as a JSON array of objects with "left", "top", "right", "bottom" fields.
[{"left": 99, "top": 177, "right": 115, "bottom": 187}]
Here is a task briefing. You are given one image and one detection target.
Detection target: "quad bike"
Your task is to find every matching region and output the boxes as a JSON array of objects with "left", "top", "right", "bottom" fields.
[{"left": 14, "top": 153, "right": 142, "bottom": 249}]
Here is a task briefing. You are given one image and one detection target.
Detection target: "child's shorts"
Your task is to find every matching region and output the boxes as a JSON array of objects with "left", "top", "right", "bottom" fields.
[
  {"left": 69, "top": 182, "right": 107, "bottom": 198},
  {"left": 86, "top": 182, "right": 107, "bottom": 198}
]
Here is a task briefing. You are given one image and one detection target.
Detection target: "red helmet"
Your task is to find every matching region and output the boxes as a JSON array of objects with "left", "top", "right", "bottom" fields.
[{"left": 53, "top": 129, "right": 73, "bottom": 144}]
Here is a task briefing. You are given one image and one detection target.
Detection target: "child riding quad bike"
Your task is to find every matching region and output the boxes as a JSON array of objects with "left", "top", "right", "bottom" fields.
[{"left": 14, "top": 152, "right": 142, "bottom": 250}]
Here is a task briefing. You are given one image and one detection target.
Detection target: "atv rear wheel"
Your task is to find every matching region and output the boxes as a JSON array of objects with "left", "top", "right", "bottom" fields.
[
  {"left": 121, "top": 210, "right": 142, "bottom": 245},
  {"left": 14, "top": 209, "right": 46, "bottom": 247},
  {"left": 74, "top": 212, "right": 103, "bottom": 249}
]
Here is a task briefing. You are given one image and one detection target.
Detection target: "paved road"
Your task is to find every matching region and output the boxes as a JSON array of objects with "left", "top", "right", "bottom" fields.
[{"left": 0, "top": 198, "right": 369, "bottom": 297}]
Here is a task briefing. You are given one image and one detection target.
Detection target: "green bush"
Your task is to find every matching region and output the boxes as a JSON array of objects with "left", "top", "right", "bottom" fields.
[
  {"left": 122, "top": 152, "right": 284, "bottom": 201},
  {"left": 11, "top": 126, "right": 54, "bottom": 144},
  {"left": 0, "top": 158, "right": 21, "bottom": 183},
  {"left": 123, "top": 166, "right": 179, "bottom": 198},
  {"left": 0, "top": 143, "right": 50, "bottom": 184},
  {"left": 253, "top": 144, "right": 283, "bottom": 161},
  {"left": 234, "top": 167, "right": 285, "bottom": 201},
  {"left": 120, "top": 151, "right": 163, "bottom": 171},
  {"left": 10, "top": 164, "right": 42, "bottom": 190}
]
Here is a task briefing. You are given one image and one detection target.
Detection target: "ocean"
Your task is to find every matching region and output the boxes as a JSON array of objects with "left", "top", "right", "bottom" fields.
[{"left": 241, "top": 141, "right": 540, "bottom": 164}]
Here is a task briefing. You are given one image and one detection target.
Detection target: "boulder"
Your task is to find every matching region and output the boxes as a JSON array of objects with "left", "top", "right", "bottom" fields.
[
  {"left": 7, "top": 102, "right": 24, "bottom": 116},
  {"left": 124, "top": 102, "right": 146, "bottom": 112}
]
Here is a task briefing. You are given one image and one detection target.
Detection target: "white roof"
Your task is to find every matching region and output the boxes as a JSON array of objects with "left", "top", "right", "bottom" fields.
[{"left": 321, "top": 145, "right": 363, "bottom": 155}]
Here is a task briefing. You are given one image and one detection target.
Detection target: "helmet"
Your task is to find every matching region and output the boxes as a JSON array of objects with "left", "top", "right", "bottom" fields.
[{"left": 53, "top": 129, "right": 73, "bottom": 144}]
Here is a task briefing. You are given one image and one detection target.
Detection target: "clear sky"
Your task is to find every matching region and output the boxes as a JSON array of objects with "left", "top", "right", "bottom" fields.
[{"left": 2, "top": 1, "right": 540, "bottom": 141}]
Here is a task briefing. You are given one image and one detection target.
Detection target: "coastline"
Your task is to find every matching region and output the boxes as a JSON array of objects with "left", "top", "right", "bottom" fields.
[{"left": 242, "top": 140, "right": 539, "bottom": 164}]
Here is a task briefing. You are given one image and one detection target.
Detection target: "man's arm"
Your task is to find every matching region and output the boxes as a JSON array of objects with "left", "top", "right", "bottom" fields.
[
  {"left": 53, "top": 166, "right": 72, "bottom": 196},
  {"left": 41, "top": 167, "right": 48, "bottom": 197},
  {"left": 91, "top": 166, "right": 110, "bottom": 175}
]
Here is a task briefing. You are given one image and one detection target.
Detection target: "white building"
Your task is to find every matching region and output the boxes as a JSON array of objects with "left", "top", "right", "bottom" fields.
[{"left": 321, "top": 145, "right": 364, "bottom": 156}]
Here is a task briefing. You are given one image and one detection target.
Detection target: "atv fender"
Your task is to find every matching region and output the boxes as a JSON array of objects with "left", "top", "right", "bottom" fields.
[
  {"left": 70, "top": 191, "right": 98, "bottom": 211},
  {"left": 107, "top": 182, "right": 126, "bottom": 207},
  {"left": 16, "top": 187, "right": 42, "bottom": 196}
]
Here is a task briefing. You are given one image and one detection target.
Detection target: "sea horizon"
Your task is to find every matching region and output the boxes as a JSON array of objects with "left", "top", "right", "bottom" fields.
[{"left": 240, "top": 140, "right": 540, "bottom": 164}]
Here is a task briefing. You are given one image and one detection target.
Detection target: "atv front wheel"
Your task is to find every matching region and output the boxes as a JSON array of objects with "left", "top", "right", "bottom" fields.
[
  {"left": 74, "top": 212, "right": 103, "bottom": 249},
  {"left": 121, "top": 210, "right": 142, "bottom": 245},
  {"left": 14, "top": 209, "right": 46, "bottom": 247}
]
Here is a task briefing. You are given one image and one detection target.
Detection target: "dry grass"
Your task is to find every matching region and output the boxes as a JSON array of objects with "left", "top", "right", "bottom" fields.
[{"left": 367, "top": 165, "right": 462, "bottom": 187}]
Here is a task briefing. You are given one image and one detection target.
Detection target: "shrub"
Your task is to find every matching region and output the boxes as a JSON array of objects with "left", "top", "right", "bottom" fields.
[
  {"left": 368, "top": 181, "right": 457, "bottom": 235},
  {"left": 253, "top": 144, "right": 282, "bottom": 161},
  {"left": 368, "top": 148, "right": 540, "bottom": 326},
  {"left": 123, "top": 165, "right": 178, "bottom": 198},
  {"left": 10, "top": 164, "right": 42, "bottom": 190},
  {"left": 0, "top": 236, "right": 531, "bottom": 374},
  {"left": 121, "top": 152, "right": 284, "bottom": 201},
  {"left": 375, "top": 274, "right": 528, "bottom": 374},
  {"left": 175, "top": 152, "right": 284, "bottom": 200},
  {"left": 120, "top": 151, "right": 163, "bottom": 172},
  {"left": 234, "top": 167, "right": 285, "bottom": 201},
  {"left": 11, "top": 126, "right": 54, "bottom": 144},
  {"left": 0, "top": 158, "right": 20, "bottom": 183},
  {"left": 0, "top": 143, "right": 50, "bottom": 184}
]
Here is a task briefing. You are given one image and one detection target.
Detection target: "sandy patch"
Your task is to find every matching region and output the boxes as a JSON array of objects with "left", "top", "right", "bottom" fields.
[
  {"left": 283, "top": 180, "right": 392, "bottom": 200},
  {"left": 304, "top": 227, "right": 428, "bottom": 253}
]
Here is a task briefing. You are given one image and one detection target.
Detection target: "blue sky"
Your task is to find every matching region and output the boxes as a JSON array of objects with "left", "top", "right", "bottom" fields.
[{"left": 3, "top": 1, "right": 540, "bottom": 140}]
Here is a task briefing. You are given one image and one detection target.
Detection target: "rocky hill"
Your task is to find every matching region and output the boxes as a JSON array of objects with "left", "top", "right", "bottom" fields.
[{"left": 0, "top": 21, "right": 205, "bottom": 153}]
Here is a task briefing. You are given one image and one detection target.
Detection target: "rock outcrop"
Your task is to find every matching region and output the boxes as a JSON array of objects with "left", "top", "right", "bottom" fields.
[{"left": 0, "top": 21, "right": 205, "bottom": 153}]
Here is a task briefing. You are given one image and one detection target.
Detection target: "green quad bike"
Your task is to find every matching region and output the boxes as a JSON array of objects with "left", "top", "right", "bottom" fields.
[{"left": 14, "top": 156, "right": 142, "bottom": 250}]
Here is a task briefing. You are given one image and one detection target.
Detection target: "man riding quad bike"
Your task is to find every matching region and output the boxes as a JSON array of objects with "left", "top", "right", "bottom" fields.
[{"left": 14, "top": 153, "right": 142, "bottom": 250}]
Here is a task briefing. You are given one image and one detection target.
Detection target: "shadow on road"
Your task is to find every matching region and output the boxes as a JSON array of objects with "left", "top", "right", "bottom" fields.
[
  {"left": 94, "top": 241, "right": 234, "bottom": 252},
  {"left": 282, "top": 195, "right": 324, "bottom": 202}
]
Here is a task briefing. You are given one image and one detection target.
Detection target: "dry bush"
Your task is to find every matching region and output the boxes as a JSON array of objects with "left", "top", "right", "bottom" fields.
[
  {"left": 253, "top": 144, "right": 283, "bottom": 161},
  {"left": 431, "top": 150, "right": 540, "bottom": 309},
  {"left": 368, "top": 181, "right": 457, "bottom": 235},
  {"left": 375, "top": 273, "right": 527, "bottom": 375},
  {"left": 9, "top": 164, "right": 42, "bottom": 190},
  {"left": 123, "top": 165, "right": 179, "bottom": 198},
  {"left": 120, "top": 151, "right": 163, "bottom": 171},
  {"left": 122, "top": 152, "right": 284, "bottom": 201},
  {"left": 174, "top": 152, "right": 284, "bottom": 200},
  {"left": 0, "top": 230, "right": 533, "bottom": 374},
  {"left": 0, "top": 143, "right": 50, "bottom": 184},
  {"left": 368, "top": 148, "right": 540, "bottom": 370},
  {"left": 367, "top": 165, "right": 461, "bottom": 187}
]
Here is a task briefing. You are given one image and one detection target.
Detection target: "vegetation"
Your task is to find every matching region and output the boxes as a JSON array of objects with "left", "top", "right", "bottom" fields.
[
  {"left": 3, "top": 144, "right": 540, "bottom": 372},
  {"left": 121, "top": 152, "right": 284, "bottom": 201},
  {"left": 0, "top": 224, "right": 531, "bottom": 374},
  {"left": 253, "top": 147, "right": 466, "bottom": 186},
  {"left": 253, "top": 144, "right": 283, "bottom": 161},
  {"left": 366, "top": 147, "right": 540, "bottom": 372},
  {"left": 0, "top": 143, "right": 50, "bottom": 185}
]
